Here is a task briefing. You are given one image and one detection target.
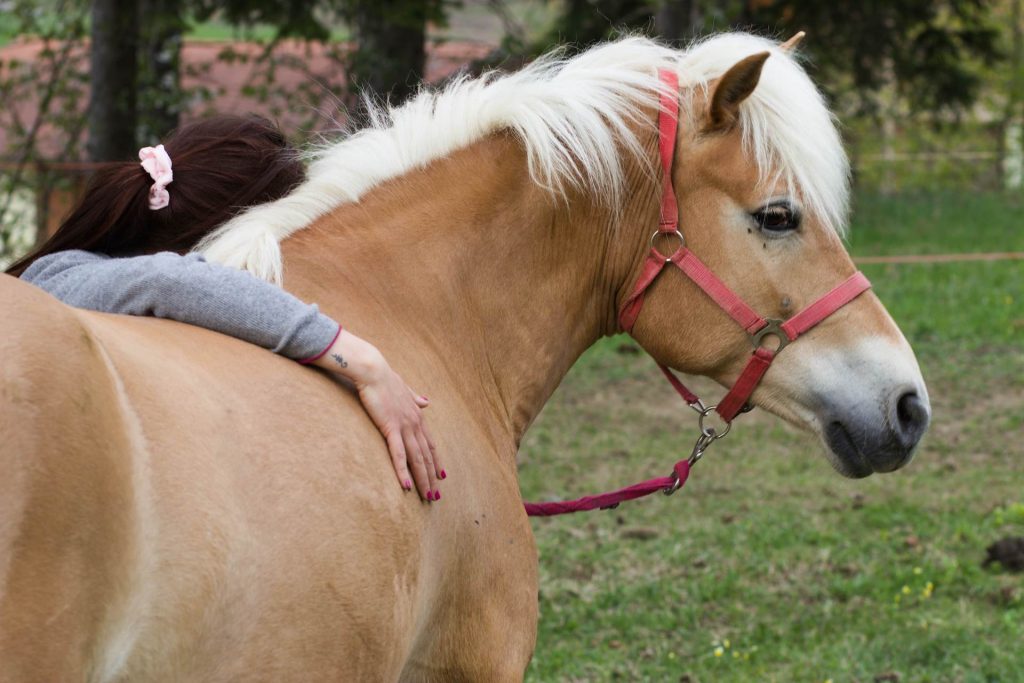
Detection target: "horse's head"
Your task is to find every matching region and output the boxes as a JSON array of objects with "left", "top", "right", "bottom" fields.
[{"left": 626, "top": 35, "right": 929, "bottom": 477}]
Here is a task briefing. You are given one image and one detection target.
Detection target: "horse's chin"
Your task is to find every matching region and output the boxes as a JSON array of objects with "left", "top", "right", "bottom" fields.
[{"left": 820, "top": 423, "right": 878, "bottom": 479}]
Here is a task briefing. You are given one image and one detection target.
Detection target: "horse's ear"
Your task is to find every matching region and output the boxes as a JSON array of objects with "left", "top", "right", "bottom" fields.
[
  {"left": 706, "top": 52, "right": 770, "bottom": 133},
  {"left": 779, "top": 31, "right": 805, "bottom": 53}
]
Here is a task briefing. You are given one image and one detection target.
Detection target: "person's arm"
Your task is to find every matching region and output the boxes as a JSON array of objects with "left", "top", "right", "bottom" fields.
[
  {"left": 25, "top": 250, "right": 339, "bottom": 361},
  {"left": 310, "top": 331, "right": 444, "bottom": 500},
  {"left": 23, "top": 250, "right": 444, "bottom": 501}
]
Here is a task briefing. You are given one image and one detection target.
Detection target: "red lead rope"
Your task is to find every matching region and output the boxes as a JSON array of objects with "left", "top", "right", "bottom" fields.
[{"left": 523, "top": 68, "right": 871, "bottom": 518}]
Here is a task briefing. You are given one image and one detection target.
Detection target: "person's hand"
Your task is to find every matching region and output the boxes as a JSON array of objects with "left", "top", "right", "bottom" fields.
[{"left": 313, "top": 329, "right": 444, "bottom": 502}]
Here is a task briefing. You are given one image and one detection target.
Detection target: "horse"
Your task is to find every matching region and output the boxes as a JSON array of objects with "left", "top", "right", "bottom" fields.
[{"left": 0, "top": 33, "right": 930, "bottom": 681}]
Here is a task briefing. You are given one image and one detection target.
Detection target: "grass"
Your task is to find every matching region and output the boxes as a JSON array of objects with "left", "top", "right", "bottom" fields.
[
  {"left": 520, "top": 190, "right": 1024, "bottom": 682},
  {"left": 186, "top": 20, "right": 350, "bottom": 43}
]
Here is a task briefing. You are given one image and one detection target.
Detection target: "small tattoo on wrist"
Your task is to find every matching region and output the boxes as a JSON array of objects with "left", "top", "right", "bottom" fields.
[{"left": 331, "top": 353, "right": 348, "bottom": 369}]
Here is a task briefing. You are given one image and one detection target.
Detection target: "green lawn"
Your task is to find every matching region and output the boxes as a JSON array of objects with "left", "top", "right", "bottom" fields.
[
  {"left": 520, "top": 191, "right": 1024, "bottom": 682},
  {"left": 186, "top": 20, "right": 350, "bottom": 43}
]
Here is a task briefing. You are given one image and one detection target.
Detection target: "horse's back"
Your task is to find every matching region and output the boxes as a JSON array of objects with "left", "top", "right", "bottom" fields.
[
  {"left": 86, "top": 308, "right": 429, "bottom": 679},
  {"left": 1, "top": 275, "right": 537, "bottom": 681},
  {"left": 0, "top": 274, "right": 147, "bottom": 680},
  {"left": 0, "top": 275, "right": 426, "bottom": 680}
]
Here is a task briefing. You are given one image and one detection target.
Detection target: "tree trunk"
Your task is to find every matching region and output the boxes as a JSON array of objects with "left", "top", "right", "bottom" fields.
[
  {"left": 88, "top": 0, "right": 139, "bottom": 161},
  {"left": 349, "top": 0, "right": 427, "bottom": 109},
  {"left": 1004, "top": 0, "right": 1023, "bottom": 190},
  {"left": 139, "top": 0, "right": 184, "bottom": 141}
]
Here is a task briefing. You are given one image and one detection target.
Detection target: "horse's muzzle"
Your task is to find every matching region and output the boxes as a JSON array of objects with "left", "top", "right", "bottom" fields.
[{"left": 825, "top": 388, "right": 931, "bottom": 478}]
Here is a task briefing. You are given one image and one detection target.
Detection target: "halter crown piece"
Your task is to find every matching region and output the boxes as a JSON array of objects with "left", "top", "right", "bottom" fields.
[
  {"left": 523, "top": 66, "right": 872, "bottom": 517},
  {"left": 139, "top": 144, "right": 173, "bottom": 211}
]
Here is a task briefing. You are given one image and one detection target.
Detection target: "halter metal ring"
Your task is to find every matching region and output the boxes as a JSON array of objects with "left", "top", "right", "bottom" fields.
[
  {"left": 698, "top": 405, "right": 731, "bottom": 439},
  {"left": 649, "top": 229, "right": 685, "bottom": 260},
  {"left": 750, "top": 318, "right": 791, "bottom": 353}
]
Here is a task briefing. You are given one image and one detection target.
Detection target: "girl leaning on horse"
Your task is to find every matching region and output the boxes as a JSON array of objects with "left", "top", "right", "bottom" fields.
[{"left": 6, "top": 114, "right": 446, "bottom": 503}]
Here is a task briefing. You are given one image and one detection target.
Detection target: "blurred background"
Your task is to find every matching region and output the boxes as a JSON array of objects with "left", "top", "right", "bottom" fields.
[
  {"left": 0, "top": 0, "right": 1020, "bottom": 259},
  {"left": 2, "top": 1, "right": 1022, "bottom": 680}
]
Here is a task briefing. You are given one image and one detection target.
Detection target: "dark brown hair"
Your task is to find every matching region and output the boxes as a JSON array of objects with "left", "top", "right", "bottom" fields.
[{"left": 6, "top": 114, "right": 305, "bottom": 277}]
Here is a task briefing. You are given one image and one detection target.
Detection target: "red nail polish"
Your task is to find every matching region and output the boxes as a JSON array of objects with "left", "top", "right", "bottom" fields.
[
  {"left": 429, "top": 490, "right": 436, "bottom": 501},
  {"left": 440, "top": 470, "right": 447, "bottom": 479},
  {"left": 435, "top": 490, "right": 442, "bottom": 501},
  {"left": 404, "top": 480, "right": 412, "bottom": 490}
]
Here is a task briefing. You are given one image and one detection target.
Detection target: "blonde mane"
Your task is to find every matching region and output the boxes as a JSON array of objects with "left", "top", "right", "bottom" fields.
[{"left": 198, "top": 33, "right": 849, "bottom": 285}]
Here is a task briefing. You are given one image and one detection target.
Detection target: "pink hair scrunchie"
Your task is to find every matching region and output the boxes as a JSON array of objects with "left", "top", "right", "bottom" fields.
[{"left": 139, "top": 144, "right": 173, "bottom": 211}]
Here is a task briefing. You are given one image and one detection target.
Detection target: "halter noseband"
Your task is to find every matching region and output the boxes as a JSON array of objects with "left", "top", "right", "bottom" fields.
[{"left": 618, "top": 68, "right": 871, "bottom": 427}]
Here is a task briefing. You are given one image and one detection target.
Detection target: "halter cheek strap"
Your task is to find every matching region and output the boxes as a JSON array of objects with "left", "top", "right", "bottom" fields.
[{"left": 619, "top": 67, "right": 871, "bottom": 424}]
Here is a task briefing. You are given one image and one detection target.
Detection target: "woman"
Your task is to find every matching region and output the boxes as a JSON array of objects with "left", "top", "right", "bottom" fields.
[{"left": 7, "top": 115, "right": 445, "bottom": 502}]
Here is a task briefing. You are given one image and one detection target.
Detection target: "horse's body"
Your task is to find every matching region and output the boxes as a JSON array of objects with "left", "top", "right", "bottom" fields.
[{"left": 1, "top": 34, "right": 929, "bottom": 681}]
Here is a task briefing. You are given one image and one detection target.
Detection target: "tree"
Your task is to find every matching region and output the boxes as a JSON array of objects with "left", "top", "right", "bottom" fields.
[
  {"left": 343, "top": 0, "right": 445, "bottom": 106},
  {"left": 744, "top": 0, "right": 1002, "bottom": 117},
  {"left": 196, "top": 0, "right": 452, "bottom": 110},
  {"left": 1004, "top": 0, "right": 1022, "bottom": 188},
  {"left": 88, "top": 0, "right": 139, "bottom": 161},
  {"left": 139, "top": 0, "right": 187, "bottom": 141},
  {"left": 0, "top": 0, "right": 89, "bottom": 261}
]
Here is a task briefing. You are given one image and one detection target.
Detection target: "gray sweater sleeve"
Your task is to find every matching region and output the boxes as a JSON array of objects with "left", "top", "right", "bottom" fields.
[{"left": 20, "top": 250, "right": 341, "bottom": 362}]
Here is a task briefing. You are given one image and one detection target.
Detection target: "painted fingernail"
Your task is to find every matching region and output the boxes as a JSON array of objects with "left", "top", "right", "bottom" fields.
[
  {"left": 440, "top": 469, "right": 447, "bottom": 479},
  {"left": 420, "top": 395, "right": 429, "bottom": 402},
  {"left": 435, "top": 490, "right": 442, "bottom": 501},
  {"left": 429, "top": 490, "right": 437, "bottom": 501},
  {"left": 404, "top": 479, "right": 412, "bottom": 490}
]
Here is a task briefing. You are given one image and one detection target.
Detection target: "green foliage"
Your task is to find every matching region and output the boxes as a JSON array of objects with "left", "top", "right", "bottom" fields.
[
  {"left": 848, "top": 119, "right": 1004, "bottom": 192},
  {"left": 0, "top": 0, "right": 89, "bottom": 259},
  {"left": 191, "top": 0, "right": 336, "bottom": 41},
  {"left": 748, "top": 0, "right": 1003, "bottom": 116},
  {"left": 520, "top": 190, "right": 1024, "bottom": 681}
]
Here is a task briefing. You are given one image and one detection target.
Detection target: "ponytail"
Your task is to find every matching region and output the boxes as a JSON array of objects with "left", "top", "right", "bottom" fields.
[{"left": 6, "top": 115, "right": 305, "bottom": 277}]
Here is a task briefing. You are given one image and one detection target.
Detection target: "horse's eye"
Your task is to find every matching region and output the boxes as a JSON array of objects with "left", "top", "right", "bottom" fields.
[{"left": 752, "top": 204, "right": 800, "bottom": 234}]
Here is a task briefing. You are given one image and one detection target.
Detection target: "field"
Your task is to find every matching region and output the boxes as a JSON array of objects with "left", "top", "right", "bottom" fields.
[{"left": 519, "top": 191, "right": 1024, "bottom": 682}]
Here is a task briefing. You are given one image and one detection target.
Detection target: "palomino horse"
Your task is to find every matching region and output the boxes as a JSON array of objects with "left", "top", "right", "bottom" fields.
[{"left": 1, "top": 33, "right": 929, "bottom": 681}]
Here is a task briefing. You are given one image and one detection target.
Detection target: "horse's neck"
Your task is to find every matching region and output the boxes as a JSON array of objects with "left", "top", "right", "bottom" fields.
[{"left": 282, "top": 133, "right": 656, "bottom": 447}]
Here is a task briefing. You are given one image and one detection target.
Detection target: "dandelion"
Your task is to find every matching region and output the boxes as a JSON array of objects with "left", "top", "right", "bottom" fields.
[
  {"left": 733, "top": 651, "right": 740, "bottom": 659},
  {"left": 902, "top": 585, "right": 911, "bottom": 595},
  {"left": 723, "top": 639, "right": 731, "bottom": 649},
  {"left": 714, "top": 646, "right": 724, "bottom": 658},
  {"left": 922, "top": 581, "right": 934, "bottom": 598},
  {"left": 913, "top": 567, "right": 923, "bottom": 575}
]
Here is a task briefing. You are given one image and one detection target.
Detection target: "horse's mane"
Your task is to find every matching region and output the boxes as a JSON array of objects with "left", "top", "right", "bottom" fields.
[{"left": 198, "top": 33, "right": 848, "bottom": 285}]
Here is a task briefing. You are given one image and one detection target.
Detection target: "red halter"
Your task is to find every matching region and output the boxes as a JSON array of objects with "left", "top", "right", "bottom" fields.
[
  {"left": 524, "top": 68, "right": 871, "bottom": 517},
  {"left": 620, "top": 68, "right": 871, "bottom": 424}
]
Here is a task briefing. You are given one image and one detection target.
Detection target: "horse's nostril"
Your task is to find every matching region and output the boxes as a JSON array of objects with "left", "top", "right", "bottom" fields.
[{"left": 894, "top": 391, "right": 929, "bottom": 448}]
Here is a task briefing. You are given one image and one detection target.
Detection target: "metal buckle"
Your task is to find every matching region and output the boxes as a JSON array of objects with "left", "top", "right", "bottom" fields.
[
  {"left": 649, "top": 229, "right": 685, "bottom": 261},
  {"left": 697, "top": 405, "right": 731, "bottom": 439},
  {"left": 664, "top": 404, "right": 735, "bottom": 495},
  {"left": 750, "top": 318, "right": 790, "bottom": 353}
]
